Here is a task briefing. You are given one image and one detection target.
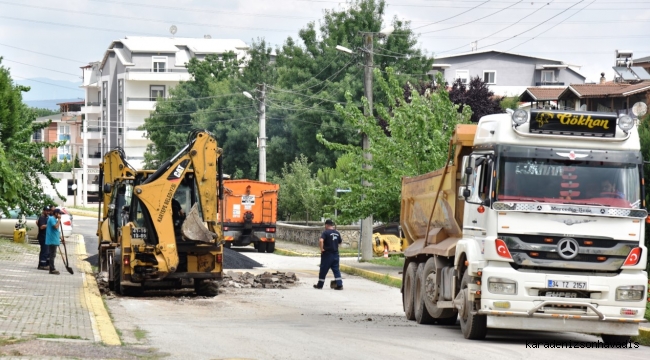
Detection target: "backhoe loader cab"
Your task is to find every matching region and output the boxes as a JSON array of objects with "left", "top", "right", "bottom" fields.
[{"left": 99, "top": 130, "right": 225, "bottom": 297}]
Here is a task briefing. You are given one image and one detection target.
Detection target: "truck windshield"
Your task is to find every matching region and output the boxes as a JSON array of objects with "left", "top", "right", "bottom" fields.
[{"left": 497, "top": 157, "right": 641, "bottom": 208}]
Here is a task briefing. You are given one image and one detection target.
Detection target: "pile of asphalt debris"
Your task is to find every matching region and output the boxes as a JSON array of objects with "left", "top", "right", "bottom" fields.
[
  {"left": 94, "top": 270, "right": 299, "bottom": 296},
  {"left": 220, "top": 270, "right": 299, "bottom": 289}
]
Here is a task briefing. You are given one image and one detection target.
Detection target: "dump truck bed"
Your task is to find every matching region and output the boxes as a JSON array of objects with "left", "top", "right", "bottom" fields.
[{"left": 222, "top": 180, "right": 279, "bottom": 225}]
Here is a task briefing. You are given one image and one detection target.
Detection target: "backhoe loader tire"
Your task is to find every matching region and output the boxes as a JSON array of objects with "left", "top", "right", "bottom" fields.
[
  {"left": 257, "top": 242, "right": 267, "bottom": 253},
  {"left": 266, "top": 242, "right": 275, "bottom": 253},
  {"left": 422, "top": 257, "right": 458, "bottom": 324},
  {"left": 116, "top": 262, "right": 142, "bottom": 297},
  {"left": 414, "top": 263, "right": 435, "bottom": 324},
  {"left": 403, "top": 262, "right": 417, "bottom": 321},
  {"left": 195, "top": 279, "right": 219, "bottom": 297},
  {"left": 459, "top": 269, "right": 487, "bottom": 340}
]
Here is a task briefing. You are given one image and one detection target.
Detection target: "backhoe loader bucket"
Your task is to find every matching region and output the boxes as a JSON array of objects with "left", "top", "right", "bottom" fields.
[{"left": 182, "top": 203, "right": 217, "bottom": 243}]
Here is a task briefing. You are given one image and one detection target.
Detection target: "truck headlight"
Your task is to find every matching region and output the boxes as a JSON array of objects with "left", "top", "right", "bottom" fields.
[
  {"left": 618, "top": 115, "right": 634, "bottom": 132},
  {"left": 512, "top": 109, "right": 528, "bottom": 126},
  {"left": 616, "top": 285, "right": 645, "bottom": 301},
  {"left": 488, "top": 277, "right": 517, "bottom": 295}
]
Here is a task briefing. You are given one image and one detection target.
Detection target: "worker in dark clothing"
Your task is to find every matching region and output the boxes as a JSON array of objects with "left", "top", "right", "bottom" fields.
[
  {"left": 36, "top": 206, "right": 51, "bottom": 270},
  {"left": 314, "top": 219, "right": 343, "bottom": 290}
]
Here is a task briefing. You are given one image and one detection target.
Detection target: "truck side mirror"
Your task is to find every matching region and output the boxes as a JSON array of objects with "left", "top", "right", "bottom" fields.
[
  {"left": 103, "top": 183, "right": 112, "bottom": 194},
  {"left": 458, "top": 186, "right": 472, "bottom": 200},
  {"left": 460, "top": 156, "right": 471, "bottom": 185}
]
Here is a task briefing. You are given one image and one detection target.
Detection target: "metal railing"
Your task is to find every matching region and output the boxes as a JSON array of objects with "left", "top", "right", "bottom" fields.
[
  {"left": 127, "top": 97, "right": 162, "bottom": 102},
  {"left": 85, "top": 101, "right": 100, "bottom": 106},
  {"left": 535, "top": 81, "right": 565, "bottom": 86},
  {"left": 126, "top": 68, "right": 188, "bottom": 73}
]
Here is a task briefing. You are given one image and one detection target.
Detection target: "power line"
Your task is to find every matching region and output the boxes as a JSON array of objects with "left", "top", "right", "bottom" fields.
[
  {"left": 11, "top": 75, "right": 83, "bottom": 92},
  {"left": 0, "top": 42, "right": 83, "bottom": 64},
  {"left": 0, "top": 1, "right": 297, "bottom": 34},
  {"left": 1, "top": 58, "right": 80, "bottom": 77},
  {"left": 436, "top": 0, "right": 555, "bottom": 54},
  {"left": 420, "top": 0, "right": 525, "bottom": 34},
  {"left": 412, "top": 0, "right": 491, "bottom": 30}
]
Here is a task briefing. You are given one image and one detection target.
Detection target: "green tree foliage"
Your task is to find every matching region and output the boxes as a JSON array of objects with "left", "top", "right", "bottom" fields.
[
  {"left": 318, "top": 70, "right": 472, "bottom": 224},
  {"left": 500, "top": 96, "right": 520, "bottom": 110},
  {"left": 0, "top": 58, "right": 63, "bottom": 214},
  {"left": 275, "top": 155, "right": 322, "bottom": 222},
  {"left": 30, "top": 107, "right": 59, "bottom": 117},
  {"left": 638, "top": 113, "right": 650, "bottom": 273},
  {"left": 73, "top": 153, "right": 81, "bottom": 168}
]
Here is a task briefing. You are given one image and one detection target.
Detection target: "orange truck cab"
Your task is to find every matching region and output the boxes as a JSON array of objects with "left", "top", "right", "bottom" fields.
[{"left": 221, "top": 179, "right": 279, "bottom": 253}]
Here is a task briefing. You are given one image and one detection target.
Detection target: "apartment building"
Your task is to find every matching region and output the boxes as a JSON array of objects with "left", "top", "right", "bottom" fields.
[{"left": 82, "top": 36, "right": 249, "bottom": 169}]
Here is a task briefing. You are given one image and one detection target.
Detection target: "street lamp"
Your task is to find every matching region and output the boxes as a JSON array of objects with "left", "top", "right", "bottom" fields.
[
  {"left": 335, "top": 25, "right": 394, "bottom": 261},
  {"left": 242, "top": 86, "right": 267, "bottom": 182}
]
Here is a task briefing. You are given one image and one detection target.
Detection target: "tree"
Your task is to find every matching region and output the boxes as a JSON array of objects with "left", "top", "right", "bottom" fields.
[
  {"left": 500, "top": 96, "right": 520, "bottom": 110},
  {"left": 30, "top": 107, "right": 59, "bottom": 118},
  {"left": 318, "top": 70, "right": 472, "bottom": 223},
  {"left": 73, "top": 153, "right": 81, "bottom": 168},
  {"left": 638, "top": 112, "right": 650, "bottom": 273},
  {"left": 449, "top": 76, "right": 504, "bottom": 123},
  {"left": 275, "top": 155, "right": 322, "bottom": 222},
  {"left": 0, "top": 58, "right": 64, "bottom": 214}
]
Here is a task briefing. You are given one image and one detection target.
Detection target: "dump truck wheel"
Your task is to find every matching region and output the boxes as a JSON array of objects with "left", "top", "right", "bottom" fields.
[
  {"left": 258, "top": 242, "right": 267, "bottom": 253},
  {"left": 403, "top": 262, "right": 417, "bottom": 320},
  {"left": 415, "top": 263, "right": 435, "bottom": 324},
  {"left": 422, "top": 257, "right": 458, "bottom": 324},
  {"left": 601, "top": 334, "right": 630, "bottom": 345},
  {"left": 195, "top": 279, "right": 219, "bottom": 297},
  {"left": 266, "top": 242, "right": 275, "bottom": 253},
  {"left": 459, "top": 269, "right": 487, "bottom": 340}
]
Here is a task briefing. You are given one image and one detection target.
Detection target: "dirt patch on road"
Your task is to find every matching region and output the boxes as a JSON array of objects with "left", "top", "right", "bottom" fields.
[{"left": 0, "top": 337, "right": 168, "bottom": 359}]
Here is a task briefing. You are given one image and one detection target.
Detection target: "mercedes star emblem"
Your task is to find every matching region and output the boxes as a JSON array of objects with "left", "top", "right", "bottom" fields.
[{"left": 557, "top": 238, "right": 580, "bottom": 260}]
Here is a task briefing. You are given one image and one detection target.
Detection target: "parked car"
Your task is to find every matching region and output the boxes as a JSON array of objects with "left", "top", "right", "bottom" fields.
[
  {"left": 57, "top": 207, "right": 74, "bottom": 226},
  {"left": 0, "top": 209, "right": 72, "bottom": 240}
]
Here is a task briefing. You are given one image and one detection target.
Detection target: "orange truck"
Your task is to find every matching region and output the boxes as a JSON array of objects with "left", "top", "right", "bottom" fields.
[{"left": 220, "top": 179, "right": 279, "bottom": 253}]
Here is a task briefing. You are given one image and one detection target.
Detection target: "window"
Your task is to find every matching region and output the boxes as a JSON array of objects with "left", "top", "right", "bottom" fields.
[
  {"left": 118, "top": 109, "right": 123, "bottom": 135},
  {"left": 150, "top": 85, "right": 165, "bottom": 100},
  {"left": 541, "top": 70, "right": 554, "bottom": 83},
  {"left": 32, "top": 130, "right": 42, "bottom": 143},
  {"left": 152, "top": 56, "right": 167, "bottom": 72},
  {"left": 483, "top": 70, "right": 496, "bottom": 84},
  {"left": 456, "top": 70, "right": 469, "bottom": 85},
  {"left": 59, "top": 144, "right": 71, "bottom": 161},
  {"left": 118, "top": 79, "right": 123, "bottom": 105},
  {"left": 59, "top": 125, "right": 70, "bottom": 142},
  {"left": 102, "top": 82, "right": 107, "bottom": 106}
]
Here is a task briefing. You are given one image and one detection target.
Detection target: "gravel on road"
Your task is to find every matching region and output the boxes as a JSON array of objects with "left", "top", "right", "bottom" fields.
[{"left": 223, "top": 247, "right": 262, "bottom": 269}]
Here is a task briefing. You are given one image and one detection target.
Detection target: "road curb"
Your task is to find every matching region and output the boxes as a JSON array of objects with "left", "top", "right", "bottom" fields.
[
  {"left": 75, "top": 234, "right": 121, "bottom": 346},
  {"left": 68, "top": 209, "right": 98, "bottom": 218},
  {"left": 339, "top": 264, "right": 402, "bottom": 288},
  {"left": 640, "top": 326, "right": 650, "bottom": 337},
  {"left": 275, "top": 247, "right": 358, "bottom": 258}
]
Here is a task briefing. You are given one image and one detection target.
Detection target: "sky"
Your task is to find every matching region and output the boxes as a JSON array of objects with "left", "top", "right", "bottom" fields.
[{"left": 1, "top": 0, "right": 649, "bottom": 100}]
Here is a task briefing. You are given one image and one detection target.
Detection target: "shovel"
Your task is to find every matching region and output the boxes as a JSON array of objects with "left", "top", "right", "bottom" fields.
[{"left": 58, "top": 234, "right": 74, "bottom": 275}]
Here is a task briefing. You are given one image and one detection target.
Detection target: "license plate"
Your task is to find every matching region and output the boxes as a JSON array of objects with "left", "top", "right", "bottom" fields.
[
  {"left": 547, "top": 280, "right": 587, "bottom": 289},
  {"left": 544, "top": 291, "right": 578, "bottom": 298}
]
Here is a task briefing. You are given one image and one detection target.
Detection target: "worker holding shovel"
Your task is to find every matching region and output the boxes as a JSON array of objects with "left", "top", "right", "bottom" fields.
[{"left": 45, "top": 209, "right": 65, "bottom": 275}]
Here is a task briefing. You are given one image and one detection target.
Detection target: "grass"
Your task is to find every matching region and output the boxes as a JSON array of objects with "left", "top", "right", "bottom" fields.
[
  {"left": 0, "top": 237, "right": 39, "bottom": 258},
  {"left": 645, "top": 301, "right": 650, "bottom": 321},
  {"left": 69, "top": 205, "right": 102, "bottom": 213},
  {"left": 133, "top": 327, "right": 147, "bottom": 342},
  {"left": 0, "top": 337, "right": 25, "bottom": 347},
  {"left": 632, "top": 330, "right": 650, "bottom": 347},
  {"left": 339, "top": 264, "right": 402, "bottom": 288},
  {"left": 35, "top": 334, "right": 83, "bottom": 340},
  {"left": 367, "top": 255, "right": 405, "bottom": 268}
]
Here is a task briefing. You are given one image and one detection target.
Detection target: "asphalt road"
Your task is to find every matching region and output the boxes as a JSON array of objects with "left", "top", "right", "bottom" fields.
[
  {"left": 74, "top": 216, "right": 99, "bottom": 266},
  {"left": 105, "top": 252, "right": 650, "bottom": 360}
]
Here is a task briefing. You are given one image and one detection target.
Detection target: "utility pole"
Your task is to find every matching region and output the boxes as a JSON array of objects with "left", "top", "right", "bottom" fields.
[
  {"left": 82, "top": 110, "right": 88, "bottom": 207},
  {"left": 360, "top": 33, "right": 374, "bottom": 261},
  {"left": 258, "top": 83, "right": 267, "bottom": 182}
]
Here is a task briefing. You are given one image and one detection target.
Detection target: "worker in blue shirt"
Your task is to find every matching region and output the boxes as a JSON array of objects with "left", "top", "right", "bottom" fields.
[
  {"left": 45, "top": 208, "right": 65, "bottom": 275},
  {"left": 314, "top": 219, "right": 343, "bottom": 290}
]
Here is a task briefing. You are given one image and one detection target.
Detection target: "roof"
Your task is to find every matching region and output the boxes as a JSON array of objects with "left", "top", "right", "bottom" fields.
[
  {"left": 100, "top": 36, "right": 249, "bottom": 70},
  {"left": 34, "top": 114, "right": 62, "bottom": 123},
  {"left": 55, "top": 101, "right": 84, "bottom": 105},
  {"left": 633, "top": 55, "right": 650, "bottom": 63},
  {"left": 520, "top": 87, "right": 565, "bottom": 102},
  {"left": 435, "top": 49, "right": 566, "bottom": 64},
  {"left": 558, "top": 81, "right": 650, "bottom": 99}
]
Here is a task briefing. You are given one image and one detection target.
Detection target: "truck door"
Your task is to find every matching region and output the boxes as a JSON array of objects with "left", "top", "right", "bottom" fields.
[{"left": 463, "top": 153, "right": 494, "bottom": 238}]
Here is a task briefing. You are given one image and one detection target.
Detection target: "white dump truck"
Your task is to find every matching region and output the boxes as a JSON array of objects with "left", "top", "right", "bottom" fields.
[{"left": 400, "top": 106, "right": 649, "bottom": 343}]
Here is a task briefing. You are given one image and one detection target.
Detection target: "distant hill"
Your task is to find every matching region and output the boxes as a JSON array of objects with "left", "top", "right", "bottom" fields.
[
  {"left": 25, "top": 99, "right": 84, "bottom": 111},
  {"left": 16, "top": 77, "right": 83, "bottom": 102}
]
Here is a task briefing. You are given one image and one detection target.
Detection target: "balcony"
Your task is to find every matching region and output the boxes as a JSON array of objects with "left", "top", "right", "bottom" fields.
[
  {"left": 125, "top": 68, "right": 191, "bottom": 81},
  {"left": 535, "top": 81, "right": 565, "bottom": 86},
  {"left": 126, "top": 98, "right": 157, "bottom": 111},
  {"left": 126, "top": 128, "right": 148, "bottom": 140},
  {"left": 82, "top": 102, "right": 101, "bottom": 114},
  {"left": 81, "top": 127, "right": 102, "bottom": 140},
  {"left": 83, "top": 157, "right": 102, "bottom": 167}
]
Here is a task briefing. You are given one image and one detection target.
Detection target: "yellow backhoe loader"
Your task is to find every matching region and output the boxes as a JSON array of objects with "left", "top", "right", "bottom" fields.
[{"left": 97, "top": 130, "right": 225, "bottom": 296}]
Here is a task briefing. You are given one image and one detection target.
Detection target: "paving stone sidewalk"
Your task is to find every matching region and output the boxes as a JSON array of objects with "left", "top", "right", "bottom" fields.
[{"left": 0, "top": 235, "right": 97, "bottom": 341}]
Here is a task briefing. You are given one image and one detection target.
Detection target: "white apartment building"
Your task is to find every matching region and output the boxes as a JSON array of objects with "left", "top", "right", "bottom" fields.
[{"left": 81, "top": 36, "right": 249, "bottom": 169}]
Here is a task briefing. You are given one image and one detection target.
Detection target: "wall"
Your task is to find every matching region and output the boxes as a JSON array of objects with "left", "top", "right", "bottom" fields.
[{"left": 276, "top": 222, "right": 360, "bottom": 249}]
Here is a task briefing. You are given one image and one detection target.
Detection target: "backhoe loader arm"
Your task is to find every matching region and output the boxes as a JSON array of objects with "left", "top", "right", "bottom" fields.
[
  {"left": 133, "top": 130, "right": 221, "bottom": 273},
  {"left": 99, "top": 148, "right": 137, "bottom": 221}
]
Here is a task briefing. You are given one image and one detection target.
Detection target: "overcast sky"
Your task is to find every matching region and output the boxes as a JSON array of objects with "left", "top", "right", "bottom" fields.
[{"left": 1, "top": 0, "right": 649, "bottom": 100}]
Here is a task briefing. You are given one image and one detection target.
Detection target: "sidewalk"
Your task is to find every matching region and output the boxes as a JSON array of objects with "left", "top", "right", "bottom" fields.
[{"left": 0, "top": 235, "right": 119, "bottom": 345}]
